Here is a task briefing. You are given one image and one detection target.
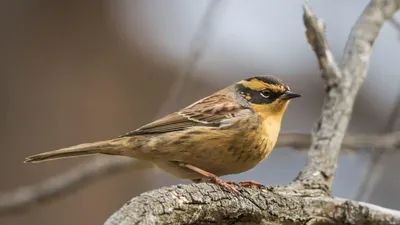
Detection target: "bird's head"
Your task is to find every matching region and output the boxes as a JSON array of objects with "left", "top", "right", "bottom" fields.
[{"left": 234, "top": 76, "right": 301, "bottom": 119}]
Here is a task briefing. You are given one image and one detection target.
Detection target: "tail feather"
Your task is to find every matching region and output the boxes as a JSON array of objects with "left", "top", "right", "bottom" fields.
[{"left": 24, "top": 139, "right": 124, "bottom": 163}]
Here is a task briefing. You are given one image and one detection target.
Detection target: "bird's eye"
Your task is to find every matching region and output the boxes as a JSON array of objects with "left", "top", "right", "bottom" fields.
[{"left": 260, "top": 90, "right": 271, "bottom": 98}]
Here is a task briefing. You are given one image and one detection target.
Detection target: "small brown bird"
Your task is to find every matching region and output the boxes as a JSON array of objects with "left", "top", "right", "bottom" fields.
[{"left": 25, "top": 76, "right": 300, "bottom": 193}]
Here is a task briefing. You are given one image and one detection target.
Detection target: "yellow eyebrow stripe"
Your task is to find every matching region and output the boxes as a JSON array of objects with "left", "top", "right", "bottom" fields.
[{"left": 242, "top": 79, "right": 286, "bottom": 92}]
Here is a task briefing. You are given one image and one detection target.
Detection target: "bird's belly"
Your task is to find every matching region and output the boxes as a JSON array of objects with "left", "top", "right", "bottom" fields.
[
  {"left": 152, "top": 127, "right": 276, "bottom": 179},
  {"left": 154, "top": 144, "right": 270, "bottom": 179}
]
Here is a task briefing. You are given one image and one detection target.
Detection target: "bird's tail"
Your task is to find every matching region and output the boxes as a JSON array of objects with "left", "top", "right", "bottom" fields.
[{"left": 24, "top": 138, "right": 128, "bottom": 163}]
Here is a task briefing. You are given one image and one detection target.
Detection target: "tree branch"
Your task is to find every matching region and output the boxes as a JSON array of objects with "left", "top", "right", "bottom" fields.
[
  {"left": 105, "top": 183, "right": 400, "bottom": 225},
  {"left": 153, "top": 0, "right": 225, "bottom": 118},
  {"left": 0, "top": 157, "right": 152, "bottom": 215},
  {"left": 390, "top": 17, "right": 400, "bottom": 38},
  {"left": 277, "top": 131, "right": 400, "bottom": 150},
  {"left": 355, "top": 89, "right": 400, "bottom": 201},
  {"left": 293, "top": 0, "right": 400, "bottom": 191}
]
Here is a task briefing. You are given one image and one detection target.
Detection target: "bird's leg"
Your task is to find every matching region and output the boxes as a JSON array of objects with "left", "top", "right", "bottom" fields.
[{"left": 179, "top": 163, "right": 239, "bottom": 194}]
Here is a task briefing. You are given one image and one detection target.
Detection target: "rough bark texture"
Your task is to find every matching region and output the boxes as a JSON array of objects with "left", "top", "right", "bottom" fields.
[
  {"left": 105, "top": 0, "right": 400, "bottom": 224},
  {"left": 105, "top": 183, "right": 400, "bottom": 225}
]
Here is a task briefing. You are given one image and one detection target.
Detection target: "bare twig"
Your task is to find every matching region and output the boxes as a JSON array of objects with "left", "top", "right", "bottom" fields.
[
  {"left": 293, "top": 0, "right": 400, "bottom": 192},
  {"left": 356, "top": 89, "right": 400, "bottom": 201},
  {"left": 390, "top": 17, "right": 400, "bottom": 38},
  {"left": 302, "top": 4, "right": 341, "bottom": 84},
  {"left": 154, "top": 0, "right": 225, "bottom": 117},
  {"left": 0, "top": 157, "right": 152, "bottom": 215},
  {"left": 277, "top": 131, "right": 400, "bottom": 150}
]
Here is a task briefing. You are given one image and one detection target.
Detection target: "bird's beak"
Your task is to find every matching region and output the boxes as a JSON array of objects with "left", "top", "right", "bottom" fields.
[{"left": 280, "top": 91, "right": 302, "bottom": 100}]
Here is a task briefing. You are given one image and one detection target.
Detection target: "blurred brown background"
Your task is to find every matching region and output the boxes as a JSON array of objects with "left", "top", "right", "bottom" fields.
[{"left": 0, "top": 1, "right": 399, "bottom": 224}]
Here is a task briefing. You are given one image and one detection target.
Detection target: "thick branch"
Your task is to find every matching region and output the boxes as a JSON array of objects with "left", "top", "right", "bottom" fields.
[
  {"left": 293, "top": 0, "right": 400, "bottom": 191},
  {"left": 105, "top": 183, "right": 400, "bottom": 225}
]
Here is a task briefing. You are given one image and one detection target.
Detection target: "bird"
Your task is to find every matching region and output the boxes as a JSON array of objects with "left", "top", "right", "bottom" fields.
[{"left": 24, "top": 75, "right": 301, "bottom": 193}]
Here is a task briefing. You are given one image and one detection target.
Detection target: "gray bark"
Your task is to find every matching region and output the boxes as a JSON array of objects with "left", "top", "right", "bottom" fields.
[{"left": 106, "top": 183, "right": 400, "bottom": 225}]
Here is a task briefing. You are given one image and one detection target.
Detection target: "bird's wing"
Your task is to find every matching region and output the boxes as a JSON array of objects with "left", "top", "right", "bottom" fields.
[{"left": 120, "top": 88, "right": 250, "bottom": 136}]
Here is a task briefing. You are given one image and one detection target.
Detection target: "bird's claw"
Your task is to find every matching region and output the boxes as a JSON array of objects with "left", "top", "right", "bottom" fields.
[
  {"left": 226, "top": 180, "right": 264, "bottom": 188},
  {"left": 210, "top": 177, "right": 240, "bottom": 194}
]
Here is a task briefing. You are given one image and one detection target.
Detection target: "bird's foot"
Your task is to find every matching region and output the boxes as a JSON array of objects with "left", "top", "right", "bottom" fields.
[
  {"left": 191, "top": 177, "right": 239, "bottom": 194},
  {"left": 180, "top": 163, "right": 239, "bottom": 194},
  {"left": 209, "top": 176, "right": 239, "bottom": 194}
]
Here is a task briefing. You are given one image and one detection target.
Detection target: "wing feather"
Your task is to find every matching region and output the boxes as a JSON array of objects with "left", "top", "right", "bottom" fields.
[{"left": 120, "top": 87, "right": 249, "bottom": 136}]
